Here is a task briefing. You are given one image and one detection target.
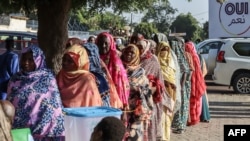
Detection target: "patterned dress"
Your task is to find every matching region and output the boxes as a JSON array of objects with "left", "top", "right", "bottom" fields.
[
  {"left": 185, "top": 41, "right": 206, "bottom": 126},
  {"left": 7, "top": 45, "right": 65, "bottom": 141},
  {"left": 139, "top": 47, "right": 172, "bottom": 141},
  {"left": 171, "top": 38, "right": 191, "bottom": 131},
  {"left": 121, "top": 44, "right": 153, "bottom": 141},
  {"left": 126, "top": 67, "right": 153, "bottom": 141}
]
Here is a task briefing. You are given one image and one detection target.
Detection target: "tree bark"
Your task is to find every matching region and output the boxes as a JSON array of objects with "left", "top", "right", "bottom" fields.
[{"left": 37, "top": 0, "right": 71, "bottom": 74}]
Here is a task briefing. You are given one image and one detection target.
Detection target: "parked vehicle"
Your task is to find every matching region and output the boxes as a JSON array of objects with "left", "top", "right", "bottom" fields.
[
  {"left": 213, "top": 38, "right": 250, "bottom": 94},
  {"left": 0, "top": 30, "right": 37, "bottom": 55},
  {"left": 196, "top": 38, "right": 225, "bottom": 75}
]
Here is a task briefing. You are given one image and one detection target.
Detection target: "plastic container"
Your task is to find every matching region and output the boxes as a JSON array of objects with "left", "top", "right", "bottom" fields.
[{"left": 63, "top": 106, "right": 122, "bottom": 141}]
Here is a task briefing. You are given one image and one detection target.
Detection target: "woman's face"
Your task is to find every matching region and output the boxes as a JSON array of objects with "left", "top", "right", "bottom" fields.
[
  {"left": 21, "top": 51, "right": 36, "bottom": 72},
  {"left": 122, "top": 46, "right": 136, "bottom": 63},
  {"left": 96, "top": 36, "right": 110, "bottom": 55},
  {"left": 89, "top": 37, "right": 95, "bottom": 44},
  {"left": 62, "top": 54, "right": 78, "bottom": 72}
]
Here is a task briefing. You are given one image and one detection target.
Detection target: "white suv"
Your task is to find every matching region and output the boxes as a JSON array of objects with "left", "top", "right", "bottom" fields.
[
  {"left": 197, "top": 38, "right": 225, "bottom": 75},
  {"left": 213, "top": 38, "right": 250, "bottom": 94}
]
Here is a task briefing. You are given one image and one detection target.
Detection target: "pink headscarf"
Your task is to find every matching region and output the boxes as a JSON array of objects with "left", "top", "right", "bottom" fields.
[
  {"left": 185, "top": 41, "right": 206, "bottom": 98},
  {"left": 96, "top": 32, "right": 130, "bottom": 106}
]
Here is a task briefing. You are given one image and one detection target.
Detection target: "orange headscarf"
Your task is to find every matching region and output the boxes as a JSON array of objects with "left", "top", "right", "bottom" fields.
[{"left": 57, "top": 45, "right": 102, "bottom": 107}]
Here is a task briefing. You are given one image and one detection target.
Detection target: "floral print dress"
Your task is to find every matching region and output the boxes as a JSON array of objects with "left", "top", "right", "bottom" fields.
[
  {"left": 126, "top": 67, "right": 153, "bottom": 141},
  {"left": 7, "top": 45, "right": 65, "bottom": 141}
]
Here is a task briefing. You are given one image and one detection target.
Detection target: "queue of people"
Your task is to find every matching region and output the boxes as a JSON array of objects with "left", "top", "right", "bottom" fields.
[{"left": 0, "top": 31, "right": 210, "bottom": 141}]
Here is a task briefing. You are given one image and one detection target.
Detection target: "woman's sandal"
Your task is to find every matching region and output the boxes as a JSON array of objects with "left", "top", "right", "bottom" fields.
[
  {"left": 201, "top": 120, "right": 210, "bottom": 123},
  {"left": 172, "top": 129, "right": 186, "bottom": 134}
]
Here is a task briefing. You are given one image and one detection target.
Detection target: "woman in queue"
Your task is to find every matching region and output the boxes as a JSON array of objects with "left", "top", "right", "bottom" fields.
[
  {"left": 7, "top": 45, "right": 65, "bottom": 140},
  {"left": 121, "top": 44, "right": 153, "bottom": 141},
  {"left": 57, "top": 44, "right": 102, "bottom": 107}
]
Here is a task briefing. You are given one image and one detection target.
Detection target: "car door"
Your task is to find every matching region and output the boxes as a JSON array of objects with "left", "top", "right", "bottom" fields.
[{"left": 198, "top": 41, "right": 223, "bottom": 75}]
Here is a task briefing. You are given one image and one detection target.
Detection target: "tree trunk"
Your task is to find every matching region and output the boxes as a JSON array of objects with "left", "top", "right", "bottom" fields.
[{"left": 37, "top": 0, "right": 71, "bottom": 74}]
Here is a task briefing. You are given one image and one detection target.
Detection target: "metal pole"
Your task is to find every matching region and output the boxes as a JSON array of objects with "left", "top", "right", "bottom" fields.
[{"left": 130, "top": 13, "right": 132, "bottom": 25}]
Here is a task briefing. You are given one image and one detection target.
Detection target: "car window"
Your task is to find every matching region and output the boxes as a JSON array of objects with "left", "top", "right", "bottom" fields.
[
  {"left": 22, "top": 36, "right": 38, "bottom": 48},
  {"left": 232, "top": 43, "right": 250, "bottom": 57},
  {"left": 198, "top": 41, "right": 222, "bottom": 54},
  {"left": 0, "top": 32, "right": 37, "bottom": 55},
  {"left": 0, "top": 35, "right": 19, "bottom": 50}
]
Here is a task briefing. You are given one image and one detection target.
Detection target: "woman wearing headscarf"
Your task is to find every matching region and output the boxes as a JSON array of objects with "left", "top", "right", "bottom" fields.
[
  {"left": 154, "top": 33, "right": 182, "bottom": 114},
  {"left": 185, "top": 39, "right": 206, "bottom": 126},
  {"left": 96, "top": 32, "right": 130, "bottom": 110},
  {"left": 83, "top": 42, "right": 123, "bottom": 108},
  {"left": 129, "top": 33, "right": 144, "bottom": 44},
  {"left": 156, "top": 41, "right": 179, "bottom": 141},
  {"left": 57, "top": 44, "right": 102, "bottom": 107},
  {"left": 170, "top": 37, "right": 191, "bottom": 134},
  {"left": 121, "top": 44, "right": 154, "bottom": 141},
  {"left": 153, "top": 33, "right": 169, "bottom": 45},
  {"left": 136, "top": 39, "right": 174, "bottom": 141},
  {"left": 66, "top": 37, "right": 84, "bottom": 49},
  {"left": 198, "top": 53, "right": 210, "bottom": 123},
  {"left": 7, "top": 45, "right": 65, "bottom": 140},
  {"left": 148, "top": 39, "right": 157, "bottom": 55},
  {"left": 0, "top": 100, "right": 15, "bottom": 141}
]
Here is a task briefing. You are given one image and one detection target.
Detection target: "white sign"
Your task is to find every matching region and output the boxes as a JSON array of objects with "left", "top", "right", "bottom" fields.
[
  {"left": 169, "top": 33, "right": 186, "bottom": 37},
  {"left": 209, "top": 0, "right": 250, "bottom": 38}
]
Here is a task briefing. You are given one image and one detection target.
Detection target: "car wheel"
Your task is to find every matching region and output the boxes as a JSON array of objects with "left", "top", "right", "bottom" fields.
[{"left": 232, "top": 73, "right": 250, "bottom": 94}]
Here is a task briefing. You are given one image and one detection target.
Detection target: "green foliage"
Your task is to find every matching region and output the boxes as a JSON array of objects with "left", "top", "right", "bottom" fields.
[
  {"left": 133, "top": 22, "right": 158, "bottom": 39},
  {"left": 141, "top": 1, "right": 177, "bottom": 34},
  {"left": 71, "top": 9, "right": 129, "bottom": 31},
  {"left": 84, "top": 0, "right": 169, "bottom": 14},
  {"left": 0, "top": 0, "right": 36, "bottom": 15},
  {"left": 202, "top": 21, "right": 209, "bottom": 39},
  {"left": 170, "top": 13, "right": 201, "bottom": 41},
  {"left": 0, "top": 0, "right": 171, "bottom": 15}
]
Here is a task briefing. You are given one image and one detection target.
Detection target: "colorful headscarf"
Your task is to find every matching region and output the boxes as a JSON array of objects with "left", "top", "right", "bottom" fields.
[
  {"left": 21, "top": 45, "right": 46, "bottom": 70},
  {"left": 8, "top": 45, "right": 65, "bottom": 140},
  {"left": 157, "top": 41, "right": 176, "bottom": 85},
  {"left": 170, "top": 37, "right": 190, "bottom": 73},
  {"left": 57, "top": 45, "right": 102, "bottom": 107},
  {"left": 64, "top": 44, "right": 90, "bottom": 74},
  {"left": 122, "top": 44, "right": 140, "bottom": 68},
  {"left": 185, "top": 41, "right": 206, "bottom": 98},
  {"left": 136, "top": 39, "right": 152, "bottom": 58},
  {"left": 96, "top": 32, "right": 130, "bottom": 106},
  {"left": 66, "top": 37, "right": 84, "bottom": 48}
]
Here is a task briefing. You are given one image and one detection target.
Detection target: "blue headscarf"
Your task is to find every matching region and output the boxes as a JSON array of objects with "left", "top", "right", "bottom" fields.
[
  {"left": 83, "top": 43, "right": 110, "bottom": 106},
  {"left": 83, "top": 43, "right": 102, "bottom": 73}
]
